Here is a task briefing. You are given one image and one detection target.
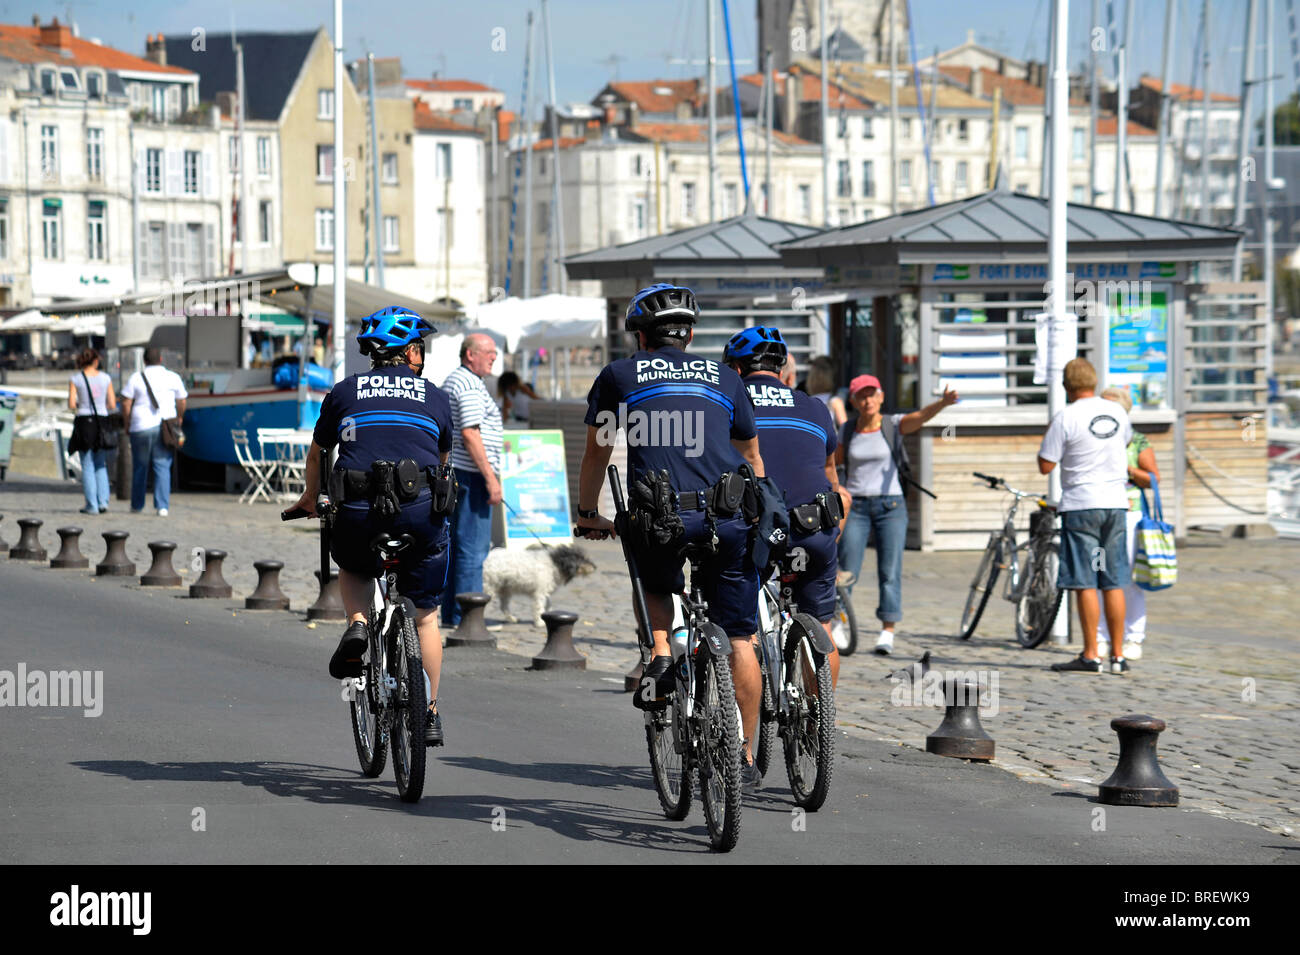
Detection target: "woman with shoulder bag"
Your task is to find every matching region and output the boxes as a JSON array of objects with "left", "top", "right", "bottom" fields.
[
  {"left": 836, "top": 374, "right": 958, "bottom": 655},
  {"left": 67, "top": 348, "right": 118, "bottom": 515}
]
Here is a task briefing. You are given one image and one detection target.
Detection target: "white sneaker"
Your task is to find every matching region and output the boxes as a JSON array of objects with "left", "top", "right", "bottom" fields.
[
  {"left": 830, "top": 618, "right": 850, "bottom": 651},
  {"left": 157, "top": 508, "right": 169, "bottom": 517},
  {"left": 1122, "top": 640, "right": 1142, "bottom": 660},
  {"left": 874, "top": 630, "right": 894, "bottom": 655}
]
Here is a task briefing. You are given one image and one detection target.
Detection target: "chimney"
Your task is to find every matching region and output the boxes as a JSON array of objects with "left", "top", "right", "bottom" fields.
[
  {"left": 37, "top": 17, "right": 73, "bottom": 53},
  {"left": 971, "top": 69, "right": 984, "bottom": 98},
  {"left": 216, "top": 91, "right": 237, "bottom": 119},
  {"left": 145, "top": 33, "right": 167, "bottom": 66},
  {"left": 783, "top": 71, "right": 798, "bottom": 134}
]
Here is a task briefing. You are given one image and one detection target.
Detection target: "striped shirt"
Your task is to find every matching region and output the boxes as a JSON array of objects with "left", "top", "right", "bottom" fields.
[{"left": 443, "top": 364, "right": 503, "bottom": 473}]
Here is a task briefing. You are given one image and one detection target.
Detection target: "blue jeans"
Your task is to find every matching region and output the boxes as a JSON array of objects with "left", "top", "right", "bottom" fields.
[
  {"left": 837, "top": 494, "right": 908, "bottom": 624},
  {"left": 129, "top": 427, "right": 173, "bottom": 512},
  {"left": 80, "top": 448, "right": 110, "bottom": 511},
  {"left": 440, "top": 468, "right": 493, "bottom": 625}
]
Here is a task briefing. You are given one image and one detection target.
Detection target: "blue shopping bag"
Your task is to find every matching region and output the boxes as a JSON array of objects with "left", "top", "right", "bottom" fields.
[{"left": 1133, "top": 475, "right": 1176, "bottom": 591}]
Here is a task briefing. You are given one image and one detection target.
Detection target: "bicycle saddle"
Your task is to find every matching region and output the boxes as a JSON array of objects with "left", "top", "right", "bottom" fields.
[{"left": 369, "top": 532, "right": 415, "bottom": 556}]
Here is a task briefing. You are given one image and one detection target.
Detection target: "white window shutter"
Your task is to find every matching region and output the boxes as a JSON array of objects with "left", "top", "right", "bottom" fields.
[
  {"left": 202, "top": 151, "right": 214, "bottom": 198},
  {"left": 167, "top": 222, "right": 184, "bottom": 278},
  {"left": 135, "top": 149, "right": 146, "bottom": 194},
  {"left": 205, "top": 223, "right": 216, "bottom": 275},
  {"left": 165, "top": 149, "right": 182, "bottom": 196},
  {"left": 0, "top": 123, "right": 9, "bottom": 184}
]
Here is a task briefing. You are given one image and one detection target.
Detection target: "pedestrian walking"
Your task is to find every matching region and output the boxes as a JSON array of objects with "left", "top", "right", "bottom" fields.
[
  {"left": 118, "top": 348, "right": 187, "bottom": 517},
  {"left": 1038, "top": 358, "right": 1132, "bottom": 674},
  {"left": 440, "top": 333, "right": 504, "bottom": 627},
  {"left": 66, "top": 348, "right": 117, "bottom": 515},
  {"left": 836, "top": 373, "right": 957, "bottom": 654},
  {"left": 1100, "top": 386, "right": 1160, "bottom": 660},
  {"left": 806, "top": 356, "right": 848, "bottom": 428}
]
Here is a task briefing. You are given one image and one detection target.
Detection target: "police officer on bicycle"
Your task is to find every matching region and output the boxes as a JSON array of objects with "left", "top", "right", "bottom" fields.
[
  {"left": 290, "top": 306, "right": 457, "bottom": 747},
  {"left": 575, "top": 284, "right": 789, "bottom": 791},
  {"left": 724, "top": 327, "right": 848, "bottom": 687}
]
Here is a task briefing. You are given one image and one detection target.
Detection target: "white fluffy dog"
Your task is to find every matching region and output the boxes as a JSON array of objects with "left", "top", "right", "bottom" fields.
[{"left": 481, "top": 544, "right": 596, "bottom": 626}]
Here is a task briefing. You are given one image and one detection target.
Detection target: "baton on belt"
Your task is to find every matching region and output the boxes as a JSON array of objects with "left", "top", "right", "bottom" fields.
[{"left": 608, "top": 464, "right": 655, "bottom": 657}]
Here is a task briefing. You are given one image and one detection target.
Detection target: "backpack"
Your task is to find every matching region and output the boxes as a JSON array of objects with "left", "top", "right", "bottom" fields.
[{"left": 841, "top": 414, "right": 936, "bottom": 500}]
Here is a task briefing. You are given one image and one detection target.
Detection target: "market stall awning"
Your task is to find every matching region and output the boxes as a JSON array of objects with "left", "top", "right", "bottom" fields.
[
  {"left": 464, "top": 293, "right": 605, "bottom": 351},
  {"left": 516, "top": 317, "right": 604, "bottom": 352},
  {"left": 775, "top": 189, "right": 1244, "bottom": 268},
  {"left": 0, "top": 309, "right": 51, "bottom": 331},
  {"left": 266, "top": 280, "right": 461, "bottom": 332}
]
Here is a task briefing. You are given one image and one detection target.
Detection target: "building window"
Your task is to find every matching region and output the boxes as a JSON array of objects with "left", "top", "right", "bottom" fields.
[
  {"left": 798, "top": 183, "right": 812, "bottom": 220},
  {"left": 86, "top": 128, "right": 103, "bottom": 180},
  {"left": 901, "top": 117, "right": 912, "bottom": 140},
  {"left": 1072, "top": 127, "right": 1085, "bottom": 161},
  {"left": 257, "top": 136, "right": 271, "bottom": 176},
  {"left": 318, "top": 89, "right": 334, "bottom": 120},
  {"left": 899, "top": 158, "right": 912, "bottom": 189},
  {"left": 1072, "top": 184, "right": 1087, "bottom": 202},
  {"left": 145, "top": 147, "right": 162, "bottom": 193},
  {"left": 452, "top": 97, "right": 473, "bottom": 110},
  {"left": 957, "top": 119, "right": 969, "bottom": 142},
  {"left": 316, "top": 144, "right": 334, "bottom": 181},
  {"left": 723, "top": 182, "right": 738, "bottom": 217},
  {"left": 863, "top": 116, "right": 874, "bottom": 139},
  {"left": 955, "top": 160, "right": 968, "bottom": 192},
  {"left": 0, "top": 199, "right": 7, "bottom": 259},
  {"left": 382, "top": 152, "right": 398, "bottom": 184},
  {"left": 862, "top": 160, "right": 875, "bottom": 198},
  {"left": 184, "top": 223, "right": 205, "bottom": 276},
  {"left": 1014, "top": 126, "right": 1029, "bottom": 161},
  {"left": 259, "top": 200, "right": 272, "bottom": 244},
  {"left": 228, "top": 136, "right": 240, "bottom": 172},
  {"left": 86, "top": 72, "right": 102, "bottom": 98},
  {"left": 60, "top": 70, "right": 79, "bottom": 91},
  {"left": 382, "top": 215, "right": 399, "bottom": 253},
  {"left": 87, "top": 201, "right": 106, "bottom": 260},
  {"left": 314, "top": 209, "right": 334, "bottom": 251},
  {"left": 184, "top": 150, "right": 200, "bottom": 194},
  {"left": 150, "top": 85, "right": 165, "bottom": 121},
  {"left": 436, "top": 142, "right": 452, "bottom": 178},
  {"left": 143, "top": 222, "right": 165, "bottom": 277},
  {"left": 40, "top": 125, "right": 58, "bottom": 181},
  {"left": 681, "top": 181, "right": 697, "bottom": 220},
  {"left": 633, "top": 154, "right": 643, "bottom": 176},
  {"left": 931, "top": 160, "right": 942, "bottom": 193},
  {"left": 837, "top": 160, "right": 851, "bottom": 197},
  {"left": 42, "top": 200, "right": 62, "bottom": 259},
  {"left": 837, "top": 113, "right": 848, "bottom": 138},
  {"left": 40, "top": 70, "right": 56, "bottom": 95},
  {"left": 630, "top": 197, "right": 646, "bottom": 237}
]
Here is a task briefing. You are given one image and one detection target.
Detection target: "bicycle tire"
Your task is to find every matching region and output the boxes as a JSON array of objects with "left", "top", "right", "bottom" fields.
[
  {"left": 349, "top": 652, "right": 387, "bottom": 778},
  {"left": 1015, "top": 542, "right": 1061, "bottom": 649},
  {"left": 959, "top": 535, "right": 1002, "bottom": 640},
  {"left": 756, "top": 664, "right": 775, "bottom": 777},
  {"left": 831, "top": 587, "right": 858, "bottom": 656},
  {"left": 645, "top": 688, "right": 693, "bottom": 820},
  {"left": 389, "top": 605, "right": 427, "bottom": 803},
  {"left": 697, "top": 649, "right": 742, "bottom": 852},
  {"left": 782, "top": 616, "right": 835, "bottom": 810}
]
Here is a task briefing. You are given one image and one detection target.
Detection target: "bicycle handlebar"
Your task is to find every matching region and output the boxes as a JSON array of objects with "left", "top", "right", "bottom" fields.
[
  {"left": 973, "top": 471, "right": 999, "bottom": 487},
  {"left": 280, "top": 506, "right": 314, "bottom": 521}
]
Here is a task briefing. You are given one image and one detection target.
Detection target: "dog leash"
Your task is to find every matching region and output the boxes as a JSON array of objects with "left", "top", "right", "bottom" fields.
[{"left": 500, "top": 498, "right": 554, "bottom": 551}]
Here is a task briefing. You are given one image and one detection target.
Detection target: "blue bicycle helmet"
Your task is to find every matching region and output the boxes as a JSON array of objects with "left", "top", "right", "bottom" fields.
[
  {"left": 356, "top": 305, "right": 434, "bottom": 356},
  {"left": 723, "top": 326, "right": 787, "bottom": 366},
  {"left": 624, "top": 284, "right": 699, "bottom": 332}
]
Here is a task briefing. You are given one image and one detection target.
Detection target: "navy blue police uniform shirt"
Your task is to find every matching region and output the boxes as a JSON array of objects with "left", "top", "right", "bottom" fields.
[
  {"left": 313, "top": 365, "right": 453, "bottom": 470},
  {"left": 743, "top": 373, "right": 836, "bottom": 507},
  {"left": 585, "top": 346, "right": 756, "bottom": 491}
]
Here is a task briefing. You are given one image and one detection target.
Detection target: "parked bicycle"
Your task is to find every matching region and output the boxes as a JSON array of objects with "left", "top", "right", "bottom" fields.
[
  {"left": 754, "top": 553, "right": 837, "bottom": 810},
  {"left": 283, "top": 452, "right": 428, "bottom": 803},
  {"left": 958, "top": 472, "right": 1062, "bottom": 648},
  {"left": 609, "top": 465, "right": 743, "bottom": 852},
  {"left": 829, "top": 582, "right": 858, "bottom": 656}
]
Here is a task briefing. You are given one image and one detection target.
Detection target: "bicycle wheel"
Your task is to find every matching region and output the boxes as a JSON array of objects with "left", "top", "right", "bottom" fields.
[
  {"left": 782, "top": 616, "right": 835, "bottom": 810},
  {"left": 831, "top": 587, "right": 858, "bottom": 656},
  {"left": 1015, "top": 542, "right": 1061, "bottom": 649},
  {"left": 756, "top": 662, "right": 776, "bottom": 777},
  {"left": 645, "top": 686, "right": 693, "bottom": 820},
  {"left": 958, "top": 535, "right": 1002, "bottom": 639},
  {"left": 349, "top": 651, "right": 387, "bottom": 778},
  {"left": 696, "top": 649, "right": 742, "bottom": 852},
  {"left": 389, "top": 605, "right": 427, "bottom": 803}
]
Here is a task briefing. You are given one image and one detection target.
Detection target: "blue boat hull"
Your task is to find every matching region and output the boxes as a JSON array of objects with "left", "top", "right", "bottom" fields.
[{"left": 183, "top": 390, "right": 326, "bottom": 464}]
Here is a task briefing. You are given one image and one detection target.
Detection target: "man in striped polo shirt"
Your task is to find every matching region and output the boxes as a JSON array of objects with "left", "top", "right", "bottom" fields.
[{"left": 440, "top": 333, "right": 504, "bottom": 627}]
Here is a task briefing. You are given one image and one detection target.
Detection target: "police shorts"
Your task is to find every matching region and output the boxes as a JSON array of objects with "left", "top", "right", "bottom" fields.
[
  {"left": 330, "top": 490, "right": 450, "bottom": 610},
  {"left": 633, "top": 511, "right": 758, "bottom": 639},
  {"left": 783, "top": 526, "right": 839, "bottom": 621}
]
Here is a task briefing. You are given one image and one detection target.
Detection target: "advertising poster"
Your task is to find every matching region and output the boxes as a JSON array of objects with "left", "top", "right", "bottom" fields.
[
  {"left": 1107, "top": 289, "right": 1169, "bottom": 409},
  {"left": 500, "top": 429, "right": 573, "bottom": 548}
]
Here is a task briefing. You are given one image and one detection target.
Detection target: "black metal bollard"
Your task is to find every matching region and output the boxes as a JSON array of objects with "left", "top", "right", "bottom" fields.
[
  {"left": 189, "top": 549, "right": 232, "bottom": 598},
  {"left": 50, "top": 527, "right": 89, "bottom": 569},
  {"left": 925, "top": 679, "right": 995, "bottom": 761},
  {"left": 532, "top": 610, "right": 587, "bottom": 670},
  {"left": 1098, "top": 715, "right": 1179, "bottom": 807},
  {"left": 141, "top": 541, "right": 182, "bottom": 587},
  {"left": 445, "top": 593, "right": 495, "bottom": 648},
  {"left": 0, "top": 514, "right": 9, "bottom": 553},
  {"left": 96, "top": 530, "right": 135, "bottom": 576},
  {"left": 10, "top": 518, "right": 47, "bottom": 561},
  {"left": 245, "top": 560, "right": 290, "bottom": 610},
  {"left": 307, "top": 569, "right": 346, "bottom": 621}
]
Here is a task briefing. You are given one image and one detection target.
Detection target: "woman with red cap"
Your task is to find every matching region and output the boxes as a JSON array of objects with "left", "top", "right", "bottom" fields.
[{"left": 836, "top": 375, "right": 958, "bottom": 654}]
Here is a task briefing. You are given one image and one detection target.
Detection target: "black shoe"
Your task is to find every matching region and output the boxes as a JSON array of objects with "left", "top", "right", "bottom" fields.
[
  {"left": 632, "top": 655, "right": 675, "bottom": 710},
  {"left": 425, "top": 708, "right": 444, "bottom": 747},
  {"left": 1110, "top": 655, "right": 1129, "bottom": 674},
  {"left": 1050, "top": 654, "right": 1102, "bottom": 673},
  {"left": 741, "top": 757, "right": 762, "bottom": 794},
  {"left": 329, "top": 621, "right": 369, "bottom": 679}
]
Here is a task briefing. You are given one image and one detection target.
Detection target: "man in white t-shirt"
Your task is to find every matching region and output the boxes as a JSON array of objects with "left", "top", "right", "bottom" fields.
[
  {"left": 119, "top": 348, "right": 188, "bottom": 516},
  {"left": 1037, "top": 357, "right": 1132, "bottom": 674}
]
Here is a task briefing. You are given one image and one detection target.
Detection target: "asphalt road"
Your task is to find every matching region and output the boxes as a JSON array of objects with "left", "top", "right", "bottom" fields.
[{"left": 0, "top": 559, "right": 1291, "bottom": 865}]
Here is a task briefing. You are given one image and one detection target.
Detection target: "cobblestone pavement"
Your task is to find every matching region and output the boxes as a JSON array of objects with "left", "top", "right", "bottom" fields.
[{"left": 2, "top": 474, "right": 1297, "bottom": 838}]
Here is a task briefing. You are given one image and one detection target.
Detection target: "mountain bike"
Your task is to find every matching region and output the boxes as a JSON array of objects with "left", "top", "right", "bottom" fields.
[
  {"left": 754, "top": 554, "right": 836, "bottom": 810},
  {"left": 958, "top": 472, "right": 1062, "bottom": 648},
  {"left": 609, "top": 466, "right": 743, "bottom": 852},
  {"left": 283, "top": 456, "right": 428, "bottom": 803}
]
